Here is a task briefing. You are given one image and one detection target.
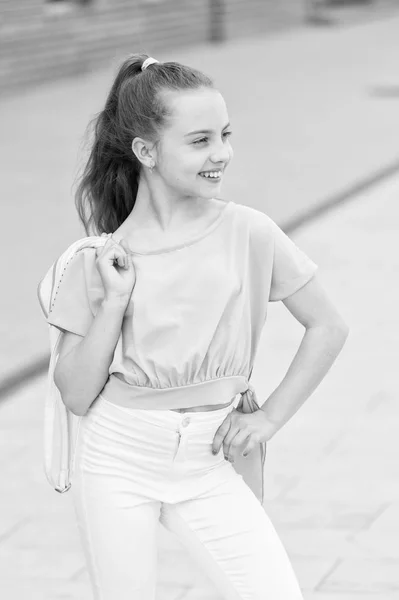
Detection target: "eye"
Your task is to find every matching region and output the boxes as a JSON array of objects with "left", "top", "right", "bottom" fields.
[
  {"left": 192, "top": 131, "right": 233, "bottom": 145},
  {"left": 193, "top": 137, "right": 208, "bottom": 145}
]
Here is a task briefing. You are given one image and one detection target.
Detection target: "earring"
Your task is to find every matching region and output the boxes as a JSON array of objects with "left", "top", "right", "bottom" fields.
[{"left": 149, "top": 160, "right": 155, "bottom": 174}]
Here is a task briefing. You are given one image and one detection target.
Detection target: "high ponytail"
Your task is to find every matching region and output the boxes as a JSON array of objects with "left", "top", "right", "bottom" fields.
[{"left": 74, "top": 53, "right": 214, "bottom": 236}]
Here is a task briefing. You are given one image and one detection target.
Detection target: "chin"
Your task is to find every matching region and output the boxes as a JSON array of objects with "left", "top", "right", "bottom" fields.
[
  {"left": 199, "top": 183, "right": 222, "bottom": 197},
  {"left": 181, "top": 188, "right": 214, "bottom": 201}
]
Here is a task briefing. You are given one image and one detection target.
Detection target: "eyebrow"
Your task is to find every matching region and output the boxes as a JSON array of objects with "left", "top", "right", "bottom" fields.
[{"left": 185, "top": 123, "right": 231, "bottom": 137}]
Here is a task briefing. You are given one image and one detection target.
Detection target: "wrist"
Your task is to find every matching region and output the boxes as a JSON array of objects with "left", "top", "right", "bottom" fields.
[
  {"left": 101, "top": 295, "right": 130, "bottom": 312},
  {"left": 260, "top": 405, "right": 282, "bottom": 441}
]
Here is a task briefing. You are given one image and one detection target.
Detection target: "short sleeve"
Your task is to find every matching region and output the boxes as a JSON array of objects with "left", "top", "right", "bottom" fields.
[
  {"left": 269, "top": 218, "right": 318, "bottom": 302},
  {"left": 46, "top": 248, "right": 104, "bottom": 336}
]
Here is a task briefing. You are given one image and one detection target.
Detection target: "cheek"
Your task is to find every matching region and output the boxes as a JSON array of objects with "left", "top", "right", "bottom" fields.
[
  {"left": 160, "top": 160, "right": 197, "bottom": 187},
  {"left": 158, "top": 146, "right": 206, "bottom": 184},
  {"left": 158, "top": 156, "right": 182, "bottom": 181},
  {"left": 225, "top": 142, "right": 234, "bottom": 162},
  {"left": 174, "top": 155, "right": 204, "bottom": 180}
]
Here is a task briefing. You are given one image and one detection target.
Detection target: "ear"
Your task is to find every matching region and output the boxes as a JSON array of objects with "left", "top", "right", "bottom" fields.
[{"left": 132, "top": 137, "right": 156, "bottom": 169}]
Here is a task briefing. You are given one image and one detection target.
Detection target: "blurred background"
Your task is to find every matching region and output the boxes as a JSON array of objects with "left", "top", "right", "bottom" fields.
[{"left": 1, "top": 1, "right": 399, "bottom": 598}]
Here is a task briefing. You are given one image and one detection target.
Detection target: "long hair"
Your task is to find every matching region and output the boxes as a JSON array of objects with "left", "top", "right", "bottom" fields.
[{"left": 74, "top": 53, "right": 214, "bottom": 236}]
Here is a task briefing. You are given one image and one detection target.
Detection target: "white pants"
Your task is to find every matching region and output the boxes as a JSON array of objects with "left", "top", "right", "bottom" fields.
[{"left": 71, "top": 394, "right": 304, "bottom": 600}]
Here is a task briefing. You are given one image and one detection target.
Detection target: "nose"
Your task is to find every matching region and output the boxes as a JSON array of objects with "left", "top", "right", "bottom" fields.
[{"left": 210, "top": 140, "right": 232, "bottom": 165}]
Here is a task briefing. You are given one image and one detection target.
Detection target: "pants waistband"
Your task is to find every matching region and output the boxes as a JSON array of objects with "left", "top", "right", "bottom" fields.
[{"left": 93, "top": 393, "right": 238, "bottom": 431}]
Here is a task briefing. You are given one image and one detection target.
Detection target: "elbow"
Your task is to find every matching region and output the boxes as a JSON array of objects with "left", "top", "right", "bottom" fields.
[
  {"left": 54, "top": 375, "right": 88, "bottom": 418},
  {"left": 54, "top": 363, "right": 67, "bottom": 400},
  {"left": 322, "top": 318, "right": 350, "bottom": 350},
  {"left": 328, "top": 320, "right": 350, "bottom": 359},
  {"left": 61, "top": 393, "right": 89, "bottom": 417},
  {"left": 308, "top": 317, "right": 350, "bottom": 342},
  {"left": 60, "top": 388, "right": 89, "bottom": 417},
  {"left": 332, "top": 317, "right": 350, "bottom": 341},
  {"left": 69, "top": 406, "right": 88, "bottom": 417},
  {"left": 341, "top": 321, "right": 350, "bottom": 340}
]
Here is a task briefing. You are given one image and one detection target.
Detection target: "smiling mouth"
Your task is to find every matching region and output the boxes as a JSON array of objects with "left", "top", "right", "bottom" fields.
[{"left": 199, "top": 170, "right": 223, "bottom": 179}]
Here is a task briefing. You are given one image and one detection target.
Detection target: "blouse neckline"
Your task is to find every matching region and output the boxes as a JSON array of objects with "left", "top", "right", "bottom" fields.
[{"left": 126, "top": 200, "right": 233, "bottom": 256}]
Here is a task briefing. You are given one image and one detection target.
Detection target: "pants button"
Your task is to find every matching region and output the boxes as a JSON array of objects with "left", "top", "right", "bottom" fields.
[{"left": 182, "top": 417, "right": 190, "bottom": 427}]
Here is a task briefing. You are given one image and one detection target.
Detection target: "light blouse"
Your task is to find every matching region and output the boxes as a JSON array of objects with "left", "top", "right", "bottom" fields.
[{"left": 45, "top": 200, "right": 318, "bottom": 410}]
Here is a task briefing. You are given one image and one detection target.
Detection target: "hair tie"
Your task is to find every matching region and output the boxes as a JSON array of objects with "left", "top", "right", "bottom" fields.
[{"left": 141, "top": 57, "right": 159, "bottom": 71}]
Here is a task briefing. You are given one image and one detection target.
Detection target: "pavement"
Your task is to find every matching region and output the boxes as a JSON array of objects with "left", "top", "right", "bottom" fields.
[
  {"left": 1, "top": 172, "right": 398, "bottom": 599},
  {"left": 1, "top": 10, "right": 399, "bottom": 600}
]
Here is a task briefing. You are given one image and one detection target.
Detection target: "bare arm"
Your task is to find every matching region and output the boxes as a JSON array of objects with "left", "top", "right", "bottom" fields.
[
  {"left": 54, "top": 297, "right": 128, "bottom": 417},
  {"left": 260, "top": 274, "right": 349, "bottom": 438}
]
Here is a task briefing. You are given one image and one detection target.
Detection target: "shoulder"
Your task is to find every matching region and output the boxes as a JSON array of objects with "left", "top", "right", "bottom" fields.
[
  {"left": 53, "top": 238, "right": 104, "bottom": 290},
  {"left": 56, "top": 236, "right": 104, "bottom": 269},
  {"left": 38, "top": 238, "right": 104, "bottom": 317},
  {"left": 228, "top": 201, "right": 277, "bottom": 246},
  {"left": 229, "top": 201, "right": 274, "bottom": 226}
]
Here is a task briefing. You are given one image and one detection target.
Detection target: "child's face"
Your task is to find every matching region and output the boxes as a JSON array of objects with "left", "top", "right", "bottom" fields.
[{"left": 155, "top": 87, "right": 233, "bottom": 200}]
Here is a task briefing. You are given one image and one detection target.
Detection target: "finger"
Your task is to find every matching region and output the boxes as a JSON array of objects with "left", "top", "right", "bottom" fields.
[
  {"left": 103, "top": 243, "right": 125, "bottom": 268},
  {"left": 96, "top": 236, "right": 116, "bottom": 260},
  {"left": 211, "top": 416, "right": 232, "bottom": 454},
  {"left": 95, "top": 241, "right": 109, "bottom": 257},
  {"left": 118, "top": 240, "right": 130, "bottom": 268},
  {"left": 220, "top": 412, "right": 244, "bottom": 456},
  {"left": 119, "top": 239, "right": 131, "bottom": 253},
  {"left": 223, "top": 428, "right": 240, "bottom": 462},
  {"left": 241, "top": 440, "right": 256, "bottom": 458},
  {"left": 118, "top": 250, "right": 127, "bottom": 269},
  {"left": 221, "top": 423, "right": 240, "bottom": 459},
  {"left": 224, "top": 430, "right": 250, "bottom": 463},
  {"left": 107, "top": 244, "right": 123, "bottom": 267},
  {"left": 126, "top": 252, "right": 134, "bottom": 269},
  {"left": 107, "top": 237, "right": 128, "bottom": 262},
  {"left": 102, "top": 238, "right": 126, "bottom": 262},
  {"left": 104, "top": 236, "right": 118, "bottom": 248}
]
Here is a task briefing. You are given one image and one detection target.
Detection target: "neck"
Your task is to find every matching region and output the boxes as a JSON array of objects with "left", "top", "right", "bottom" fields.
[{"left": 127, "top": 175, "right": 206, "bottom": 232}]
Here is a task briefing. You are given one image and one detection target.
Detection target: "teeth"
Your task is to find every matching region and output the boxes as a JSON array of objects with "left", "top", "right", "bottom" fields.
[{"left": 200, "top": 171, "right": 221, "bottom": 178}]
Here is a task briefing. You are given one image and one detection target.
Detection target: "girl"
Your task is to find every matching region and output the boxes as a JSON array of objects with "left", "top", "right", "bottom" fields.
[{"left": 43, "top": 54, "right": 349, "bottom": 599}]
